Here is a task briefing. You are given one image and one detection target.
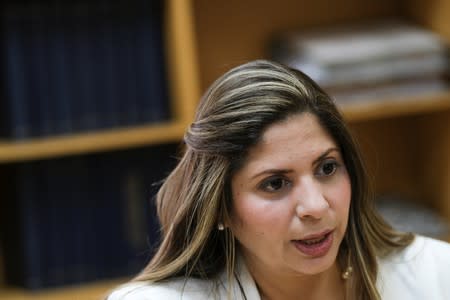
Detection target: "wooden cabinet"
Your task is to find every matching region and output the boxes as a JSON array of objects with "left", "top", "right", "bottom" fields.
[{"left": 1, "top": 0, "right": 449, "bottom": 298}]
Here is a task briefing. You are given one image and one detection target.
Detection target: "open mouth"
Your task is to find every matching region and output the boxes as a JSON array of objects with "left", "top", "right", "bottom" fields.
[
  {"left": 292, "top": 231, "right": 334, "bottom": 257},
  {"left": 298, "top": 234, "right": 329, "bottom": 245}
]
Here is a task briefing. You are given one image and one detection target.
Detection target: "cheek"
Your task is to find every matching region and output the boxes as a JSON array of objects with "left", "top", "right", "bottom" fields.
[
  {"left": 339, "top": 177, "right": 351, "bottom": 204},
  {"left": 232, "top": 192, "right": 267, "bottom": 230},
  {"left": 331, "top": 174, "right": 352, "bottom": 220},
  {"left": 231, "top": 192, "right": 286, "bottom": 240}
]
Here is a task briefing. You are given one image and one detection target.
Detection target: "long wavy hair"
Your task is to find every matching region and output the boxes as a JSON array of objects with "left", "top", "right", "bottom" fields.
[{"left": 134, "top": 60, "right": 413, "bottom": 299}]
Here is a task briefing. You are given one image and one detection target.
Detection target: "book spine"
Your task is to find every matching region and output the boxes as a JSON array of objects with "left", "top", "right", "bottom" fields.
[
  {"left": 47, "top": 2, "right": 72, "bottom": 135},
  {"left": 70, "top": 3, "right": 96, "bottom": 133},
  {"left": 134, "top": 2, "right": 170, "bottom": 125},
  {"left": 92, "top": 0, "right": 119, "bottom": 129},
  {"left": 2, "top": 4, "right": 30, "bottom": 139},
  {"left": 16, "top": 163, "right": 44, "bottom": 289},
  {"left": 28, "top": 3, "right": 52, "bottom": 137}
]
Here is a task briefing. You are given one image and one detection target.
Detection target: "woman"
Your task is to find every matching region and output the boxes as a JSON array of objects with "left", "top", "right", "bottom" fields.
[{"left": 108, "top": 60, "right": 450, "bottom": 299}]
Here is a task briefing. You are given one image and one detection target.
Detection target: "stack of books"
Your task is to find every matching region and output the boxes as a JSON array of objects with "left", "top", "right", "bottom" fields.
[
  {"left": 271, "top": 19, "right": 448, "bottom": 103},
  {"left": 375, "top": 194, "right": 450, "bottom": 239}
]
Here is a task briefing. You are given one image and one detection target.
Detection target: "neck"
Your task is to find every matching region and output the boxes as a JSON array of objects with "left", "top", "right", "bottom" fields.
[{"left": 246, "top": 260, "right": 345, "bottom": 300}]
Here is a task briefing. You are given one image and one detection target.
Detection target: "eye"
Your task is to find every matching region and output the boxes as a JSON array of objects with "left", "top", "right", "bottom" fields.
[
  {"left": 316, "top": 159, "right": 338, "bottom": 177},
  {"left": 259, "top": 176, "right": 291, "bottom": 193}
]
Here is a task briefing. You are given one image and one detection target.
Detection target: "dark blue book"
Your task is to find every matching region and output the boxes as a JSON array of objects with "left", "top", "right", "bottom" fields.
[
  {"left": 42, "top": 159, "right": 65, "bottom": 286},
  {"left": 134, "top": 1, "right": 170, "bottom": 125},
  {"left": 46, "top": 2, "right": 72, "bottom": 136},
  {"left": 1, "top": 4, "right": 31, "bottom": 139},
  {"left": 68, "top": 2, "right": 97, "bottom": 133},
  {"left": 25, "top": 3, "right": 53, "bottom": 137},
  {"left": 86, "top": 152, "right": 124, "bottom": 279},
  {"left": 89, "top": 1, "right": 120, "bottom": 130},
  {"left": 114, "top": 9, "right": 139, "bottom": 128},
  {"left": 84, "top": 154, "right": 106, "bottom": 280},
  {"left": 53, "top": 156, "right": 91, "bottom": 285},
  {"left": 2, "top": 162, "right": 45, "bottom": 289},
  {"left": 68, "top": 157, "right": 92, "bottom": 283}
]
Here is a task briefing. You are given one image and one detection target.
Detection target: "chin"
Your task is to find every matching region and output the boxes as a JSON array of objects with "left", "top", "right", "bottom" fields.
[{"left": 289, "top": 242, "right": 341, "bottom": 276}]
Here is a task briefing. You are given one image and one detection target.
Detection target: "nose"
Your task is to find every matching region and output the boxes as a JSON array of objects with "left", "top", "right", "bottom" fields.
[{"left": 295, "top": 177, "right": 329, "bottom": 220}]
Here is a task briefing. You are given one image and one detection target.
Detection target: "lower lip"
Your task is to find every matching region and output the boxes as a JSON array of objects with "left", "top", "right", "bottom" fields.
[{"left": 292, "top": 231, "right": 334, "bottom": 258}]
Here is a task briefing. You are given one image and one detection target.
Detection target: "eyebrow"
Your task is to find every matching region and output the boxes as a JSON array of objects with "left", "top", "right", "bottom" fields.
[
  {"left": 250, "top": 147, "right": 341, "bottom": 180},
  {"left": 312, "top": 147, "right": 340, "bottom": 166}
]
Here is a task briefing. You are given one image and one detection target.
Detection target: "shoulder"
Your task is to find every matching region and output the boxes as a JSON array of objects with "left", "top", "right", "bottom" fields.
[
  {"left": 381, "top": 235, "right": 450, "bottom": 264},
  {"left": 377, "top": 235, "right": 450, "bottom": 299},
  {"left": 106, "top": 256, "right": 261, "bottom": 300},
  {"left": 106, "top": 277, "right": 219, "bottom": 300}
]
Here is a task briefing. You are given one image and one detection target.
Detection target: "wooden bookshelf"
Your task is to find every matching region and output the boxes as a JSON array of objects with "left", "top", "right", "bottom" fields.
[{"left": 0, "top": 0, "right": 201, "bottom": 163}]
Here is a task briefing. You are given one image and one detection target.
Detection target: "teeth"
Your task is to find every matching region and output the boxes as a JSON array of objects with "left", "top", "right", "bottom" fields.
[{"left": 301, "top": 235, "right": 326, "bottom": 245}]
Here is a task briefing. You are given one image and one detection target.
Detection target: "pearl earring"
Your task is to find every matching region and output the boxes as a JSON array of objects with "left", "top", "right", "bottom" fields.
[
  {"left": 341, "top": 265, "right": 353, "bottom": 280},
  {"left": 217, "top": 223, "right": 225, "bottom": 231},
  {"left": 341, "top": 251, "right": 353, "bottom": 280}
]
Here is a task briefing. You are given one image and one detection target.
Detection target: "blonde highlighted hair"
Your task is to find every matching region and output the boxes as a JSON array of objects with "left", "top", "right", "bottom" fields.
[{"left": 134, "top": 60, "right": 413, "bottom": 299}]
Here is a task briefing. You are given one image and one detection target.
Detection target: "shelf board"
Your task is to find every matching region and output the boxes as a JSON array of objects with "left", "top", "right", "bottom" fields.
[
  {"left": 340, "top": 91, "right": 450, "bottom": 122},
  {"left": 0, "top": 122, "right": 186, "bottom": 163},
  {"left": 0, "top": 278, "right": 123, "bottom": 300},
  {"left": 0, "top": 92, "right": 449, "bottom": 164}
]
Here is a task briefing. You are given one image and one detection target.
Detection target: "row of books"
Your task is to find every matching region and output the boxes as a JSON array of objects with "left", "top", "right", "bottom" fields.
[
  {"left": 0, "top": 143, "right": 179, "bottom": 290},
  {"left": 271, "top": 19, "right": 449, "bottom": 103},
  {"left": 1, "top": 0, "right": 169, "bottom": 139}
]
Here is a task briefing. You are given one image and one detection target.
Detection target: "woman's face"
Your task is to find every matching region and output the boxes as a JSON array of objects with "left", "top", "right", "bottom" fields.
[{"left": 230, "top": 112, "right": 351, "bottom": 278}]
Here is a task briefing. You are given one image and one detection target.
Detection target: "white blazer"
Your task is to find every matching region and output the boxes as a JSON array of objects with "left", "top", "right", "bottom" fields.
[{"left": 107, "top": 236, "right": 450, "bottom": 299}]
